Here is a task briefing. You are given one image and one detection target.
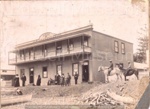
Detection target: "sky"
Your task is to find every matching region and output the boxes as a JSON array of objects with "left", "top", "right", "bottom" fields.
[{"left": 0, "top": 0, "right": 148, "bottom": 69}]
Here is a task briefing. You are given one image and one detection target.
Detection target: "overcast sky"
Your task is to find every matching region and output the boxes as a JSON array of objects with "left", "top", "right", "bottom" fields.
[{"left": 0, "top": 0, "right": 148, "bottom": 69}]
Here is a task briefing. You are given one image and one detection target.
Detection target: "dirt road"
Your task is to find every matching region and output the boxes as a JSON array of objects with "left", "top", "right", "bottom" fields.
[{"left": 1, "top": 71, "right": 149, "bottom": 109}]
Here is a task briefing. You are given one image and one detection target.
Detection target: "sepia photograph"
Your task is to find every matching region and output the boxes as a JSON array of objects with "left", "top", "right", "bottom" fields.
[{"left": 0, "top": 0, "right": 149, "bottom": 109}]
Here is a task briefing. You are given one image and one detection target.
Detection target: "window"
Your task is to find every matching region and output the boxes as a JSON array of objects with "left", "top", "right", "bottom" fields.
[
  {"left": 121, "top": 43, "right": 125, "bottom": 54},
  {"left": 20, "top": 69, "right": 25, "bottom": 78},
  {"left": 114, "top": 41, "right": 119, "bottom": 53},
  {"left": 42, "top": 67, "right": 48, "bottom": 78},
  {"left": 56, "top": 65, "right": 62, "bottom": 76},
  {"left": 42, "top": 45, "right": 47, "bottom": 56},
  {"left": 56, "top": 42, "right": 62, "bottom": 54},
  {"left": 29, "top": 48, "right": 34, "bottom": 59},
  {"left": 20, "top": 50, "right": 25, "bottom": 60},
  {"left": 72, "top": 63, "right": 79, "bottom": 76},
  {"left": 68, "top": 39, "right": 74, "bottom": 51},
  {"left": 84, "top": 38, "right": 88, "bottom": 46}
]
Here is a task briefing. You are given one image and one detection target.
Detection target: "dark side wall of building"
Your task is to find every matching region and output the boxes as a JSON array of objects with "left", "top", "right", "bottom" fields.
[{"left": 91, "top": 31, "right": 133, "bottom": 82}]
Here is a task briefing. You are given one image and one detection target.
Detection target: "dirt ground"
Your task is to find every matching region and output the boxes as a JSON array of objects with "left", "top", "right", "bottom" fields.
[{"left": 1, "top": 71, "right": 149, "bottom": 109}]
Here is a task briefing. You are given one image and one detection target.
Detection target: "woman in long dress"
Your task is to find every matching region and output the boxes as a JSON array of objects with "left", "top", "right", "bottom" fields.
[
  {"left": 36, "top": 75, "right": 41, "bottom": 86},
  {"left": 14, "top": 74, "right": 20, "bottom": 87}
]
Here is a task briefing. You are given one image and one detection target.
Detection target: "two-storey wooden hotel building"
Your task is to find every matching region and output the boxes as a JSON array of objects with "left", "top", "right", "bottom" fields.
[{"left": 9, "top": 25, "right": 133, "bottom": 85}]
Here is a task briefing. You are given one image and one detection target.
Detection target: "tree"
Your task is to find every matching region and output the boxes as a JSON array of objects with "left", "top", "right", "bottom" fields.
[{"left": 134, "top": 35, "right": 148, "bottom": 63}]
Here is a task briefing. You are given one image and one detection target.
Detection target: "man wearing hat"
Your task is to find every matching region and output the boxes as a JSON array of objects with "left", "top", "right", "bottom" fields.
[
  {"left": 127, "top": 61, "right": 131, "bottom": 69},
  {"left": 126, "top": 61, "right": 132, "bottom": 74},
  {"left": 108, "top": 60, "right": 113, "bottom": 76}
]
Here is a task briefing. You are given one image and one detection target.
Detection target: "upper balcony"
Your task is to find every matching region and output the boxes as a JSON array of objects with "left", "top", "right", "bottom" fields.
[
  {"left": 8, "top": 25, "right": 93, "bottom": 65},
  {"left": 8, "top": 45, "right": 91, "bottom": 65}
]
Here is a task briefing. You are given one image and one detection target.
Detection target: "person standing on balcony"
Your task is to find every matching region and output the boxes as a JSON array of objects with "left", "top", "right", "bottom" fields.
[
  {"left": 74, "top": 72, "right": 78, "bottom": 85},
  {"left": 36, "top": 75, "right": 41, "bottom": 86},
  {"left": 21, "top": 73, "right": 26, "bottom": 87}
]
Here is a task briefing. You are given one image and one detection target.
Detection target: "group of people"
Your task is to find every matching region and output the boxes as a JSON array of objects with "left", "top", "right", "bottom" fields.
[
  {"left": 48, "top": 72, "right": 79, "bottom": 86},
  {"left": 107, "top": 60, "right": 132, "bottom": 75},
  {"left": 13, "top": 73, "right": 41, "bottom": 87},
  {"left": 13, "top": 73, "right": 27, "bottom": 87},
  {"left": 55, "top": 73, "right": 71, "bottom": 86},
  {"left": 13, "top": 72, "right": 79, "bottom": 87}
]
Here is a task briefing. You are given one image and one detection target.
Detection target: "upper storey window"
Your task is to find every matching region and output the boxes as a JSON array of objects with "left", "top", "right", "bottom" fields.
[
  {"left": 114, "top": 41, "right": 119, "bottom": 53},
  {"left": 121, "top": 43, "right": 125, "bottom": 54}
]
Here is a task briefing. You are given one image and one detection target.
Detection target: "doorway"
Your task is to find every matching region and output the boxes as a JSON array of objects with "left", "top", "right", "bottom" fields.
[
  {"left": 82, "top": 61, "right": 89, "bottom": 82},
  {"left": 29, "top": 67, "right": 34, "bottom": 83}
]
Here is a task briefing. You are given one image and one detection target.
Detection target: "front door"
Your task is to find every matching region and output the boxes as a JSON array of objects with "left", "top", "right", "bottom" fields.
[
  {"left": 82, "top": 61, "right": 89, "bottom": 82},
  {"left": 29, "top": 68, "right": 34, "bottom": 83}
]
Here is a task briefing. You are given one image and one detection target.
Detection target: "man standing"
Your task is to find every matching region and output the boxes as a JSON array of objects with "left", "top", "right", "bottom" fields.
[
  {"left": 127, "top": 61, "right": 132, "bottom": 69},
  {"left": 55, "top": 73, "right": 58, "bottom": 85},
  {"left": 74, "top": 72, "right": 78, "bottom": 85},
  {"left": 21, "top": 73, "right": 26, "bottom": 87},
  {"left": 55, "top": 73, "right": 60, "bottom": 85},
  {"left": 66, "top": 73, "right": 71, "bottom": 86},
  {"left": 108, "top": 60, "right": 113, "bottom": 76},
  {"left": 60, "top": 73, "right": 65, "bottom": 86}
]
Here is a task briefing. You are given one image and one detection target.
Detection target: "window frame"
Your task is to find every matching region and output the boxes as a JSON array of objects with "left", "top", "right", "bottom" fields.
[
  {"left": 114, "top": 41, "right": 119, "bottom": 53},
  {"left": 56, "top": 42, "right": 62, "bottom": 54},
  {"left": 72, "top": 63, "right": 79, "bottom": 76},
  {"left": 42, "top": 45, "right": 47, "bottom": 56},
  {"left": 20, "top": 50, "right": 25, "bottom": 60},
  {"left": 29, "top": 48, "right": 33, "bottom": 59},
  {"left": 56, "top": 64, "right": 62, "bottom": 76},
  {"left": 121, "top": 42, "right": 125, "bottom": 54},
  {"left": 68, "top": 39, "right": 74, "bottom": 51},
  {"left": 83, "top": 37, "right": 89, "bottom": 47},
  {"left": 42, "top": 66, "right": 48, "bottom": 78}
]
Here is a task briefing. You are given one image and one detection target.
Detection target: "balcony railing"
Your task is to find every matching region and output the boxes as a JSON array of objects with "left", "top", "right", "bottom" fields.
[{"left": 8, "top": 46, "right": 91, "bottom": 64}]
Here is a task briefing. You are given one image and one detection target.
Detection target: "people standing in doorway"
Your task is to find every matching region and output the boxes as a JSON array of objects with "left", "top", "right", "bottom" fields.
[
  {"left": 74, "top": 72, "right": 78, "bottom": 85},
  {"left": 36, "top": 75, "right": 41, "bottom": 86},
  {"left": 21, "top": 73, "right": 26, "bottom": 87},
  {"left": 14, "top": 74, "right": 20, "bottom": 87}
]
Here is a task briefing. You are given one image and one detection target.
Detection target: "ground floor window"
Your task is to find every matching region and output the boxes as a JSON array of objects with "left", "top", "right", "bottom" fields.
[
  {"left": 72, "top": 63, "right": 79, "bottom": 76},
  {"left": 56, "top": 65, "right": 62, "bottom": 76},
  {"left": 42, "top": 67, "right": 48, "bottom": 78}
]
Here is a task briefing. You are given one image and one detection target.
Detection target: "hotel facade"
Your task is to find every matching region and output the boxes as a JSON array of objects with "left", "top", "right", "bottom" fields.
[{"left": 9, "top": 25, "right": 133, "bottom": 85}]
